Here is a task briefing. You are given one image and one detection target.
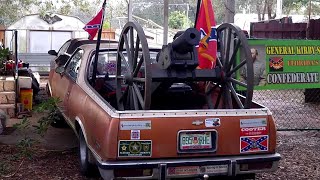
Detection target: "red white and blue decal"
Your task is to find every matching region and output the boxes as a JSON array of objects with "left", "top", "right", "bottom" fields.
[{"left": 240, "top": 135, "right": 269, "bottom": 153}]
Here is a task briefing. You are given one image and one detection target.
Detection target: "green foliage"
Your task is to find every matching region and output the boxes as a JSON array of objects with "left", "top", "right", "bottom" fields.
[
  {"left": 0, "top": 48, "right": 10, "bottom": 69},
  {"left": 0, "top": 48, "right": 9, "bottom": 61},
  {"left": 13, "top": 117, "right": 30, "bottom": 132},
  {"left": 103, "top": 21, "right": 111, "bottom": 29},
  {"left": 0, "top": 161, "right": 10, "bottom": 175},
  {"left": 282, "top": 0, "right": 309, "bottom": 15},
  {"left": 212, "top": 0, "right": 225, "bottom": 24},
  {"left": 11, "top": 97, "right": 62, "bottom": 158},
  {"left": 169, "top": 11, "right": 189, "bottom": 29},
  {"left": 13, "top": 117, "right": 35, "bottom": 158},
  {"left": 34, "top": 97, "right": 61, "bottom": 113},
  {"left": 17, "top": 137, "right": 35, "bottom": 158},
  {"left": 33, "top": 97, "right": 62, "bottom": 137},
  {"left": 0, "top": 0, "right": 39, "bottom": 26}
]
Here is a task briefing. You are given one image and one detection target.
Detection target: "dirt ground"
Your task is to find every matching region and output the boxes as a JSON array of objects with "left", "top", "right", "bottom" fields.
[
  {"left": 1, "top": 129, "right": 320, "bottom": 180},
  {"left": 0, "top": 79, "right": 320, "bottom": 179}
]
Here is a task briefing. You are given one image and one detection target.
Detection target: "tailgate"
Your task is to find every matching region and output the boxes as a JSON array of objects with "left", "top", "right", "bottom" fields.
[{"left": 116, "top": 109, "right": 276, "bottom": 159}]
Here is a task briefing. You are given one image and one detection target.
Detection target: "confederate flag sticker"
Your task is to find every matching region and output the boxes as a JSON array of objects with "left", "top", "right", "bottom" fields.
[{"left": 240, "top": 135, "right": 269, "bottom": 153}]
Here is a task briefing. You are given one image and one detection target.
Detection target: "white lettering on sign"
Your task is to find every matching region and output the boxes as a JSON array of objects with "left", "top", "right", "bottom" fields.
[{"left": 241, "top": 127, "right": 266, "bottom": 132}]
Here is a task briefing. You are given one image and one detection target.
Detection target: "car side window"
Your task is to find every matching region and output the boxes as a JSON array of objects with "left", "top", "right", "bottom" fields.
[
  {"left": 57, "top": 41, "right": 71, "bottom": 56},
  {"left": 66, "top": 49, "right": 83, "bottom": 80}
]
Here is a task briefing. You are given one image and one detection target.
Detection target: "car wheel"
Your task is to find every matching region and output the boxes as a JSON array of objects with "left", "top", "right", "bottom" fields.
[
  {"left": 78, "top": 128, "right": 99, "bottom": 177},
  {"left": 50, "top": 112, "right": 69, "bottom": 128}
]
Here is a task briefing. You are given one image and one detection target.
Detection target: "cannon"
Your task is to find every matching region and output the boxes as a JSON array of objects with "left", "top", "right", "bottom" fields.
[{"left": 115, "top": 22, "right": 254, "bottom": 111}]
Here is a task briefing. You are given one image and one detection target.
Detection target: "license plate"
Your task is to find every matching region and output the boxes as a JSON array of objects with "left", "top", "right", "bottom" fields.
[{"left": 179, "top": 131, "right": 214, "bottom": 151}]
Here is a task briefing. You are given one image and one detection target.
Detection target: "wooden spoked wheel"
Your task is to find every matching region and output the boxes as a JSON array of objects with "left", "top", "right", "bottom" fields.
[
  {"left": 116, "top": 21, "right": 151, "bottom": 111},
  {"left": 206, "top": 23, "right": 254, "bottom": 109}
]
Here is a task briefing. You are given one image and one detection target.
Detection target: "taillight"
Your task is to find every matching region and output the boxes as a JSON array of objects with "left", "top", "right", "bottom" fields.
[
  {"left": 114, "top": 168, "right": 153, "bottom": 177},
  {"left": 240, "top": 161, "right": 273, "bottom": 171}
]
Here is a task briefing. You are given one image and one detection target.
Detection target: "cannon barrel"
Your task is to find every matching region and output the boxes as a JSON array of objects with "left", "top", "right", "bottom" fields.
[{"left": 171, "top": 28, "right": 200, "bottom": 54}]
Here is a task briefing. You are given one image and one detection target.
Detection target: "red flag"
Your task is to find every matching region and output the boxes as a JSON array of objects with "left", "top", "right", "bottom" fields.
[
  {"left": 195, "top": 0, "right": 217, "bottom": 69},
  {"left": 84, "top": 9, "right": 103, "bottom": 40}
]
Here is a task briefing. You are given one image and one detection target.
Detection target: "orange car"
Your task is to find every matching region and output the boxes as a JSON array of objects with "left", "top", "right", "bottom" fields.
[{"left": 47, "top": 36, "right": 280, "bottom": 180}]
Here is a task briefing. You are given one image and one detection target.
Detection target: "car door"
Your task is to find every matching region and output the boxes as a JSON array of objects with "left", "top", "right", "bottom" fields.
[
  {"left": 49, "top": 40, "right": 71, "bottom": 95},
  {"left": 62, "top": 49, "right": 84, "bottom": 119},
  {"left": 54, "top": 49, "right": 83, "bottom": 119}
]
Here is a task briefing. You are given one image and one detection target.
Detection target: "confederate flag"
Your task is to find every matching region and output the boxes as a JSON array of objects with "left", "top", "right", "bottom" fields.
[
  {"left": 195, "top": 0, "right": 217, "bottom": 69},
  {"left": 83, "top": 9, "right": 103, "bottom": 40}
]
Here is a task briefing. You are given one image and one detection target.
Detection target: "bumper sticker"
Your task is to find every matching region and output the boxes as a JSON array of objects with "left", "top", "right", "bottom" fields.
[
  {"left": 240, "top": 118, "right": 267, "bottom": 128},
  {"left": 120, "top": 121, "right": 151, "bottom": 130},
  {"left": 240, "top": 135, "right": 269, "bottom": 153},
  {"left": 205, "top": 118, "right": 221, "bottom": 127},
  {"left": 130, "top": 130, "right": 140, "bottom": 140},
  {"left": 118, "top": 140, "right": 152, "bottom": 157},
  {"left": 240, "top": 126, "right": 268, "bottom": 136}
]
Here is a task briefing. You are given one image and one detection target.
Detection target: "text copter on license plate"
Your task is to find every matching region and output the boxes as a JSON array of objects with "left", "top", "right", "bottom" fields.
[{"left": 178, "top": 130, "right": 217, "bottom": 152}]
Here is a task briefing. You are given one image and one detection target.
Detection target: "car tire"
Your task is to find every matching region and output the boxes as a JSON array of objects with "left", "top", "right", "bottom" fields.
[
  {"left": 50, "top": 113, "right": 69, "bottom": 128},
  {"left": 78, "top": 128, "right": 99, "bottom": 177}
]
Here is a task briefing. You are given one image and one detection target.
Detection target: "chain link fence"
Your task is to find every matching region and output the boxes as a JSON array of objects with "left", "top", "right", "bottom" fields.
[{"left": 252, "top": 89, "right": 320, "bottom": 130}]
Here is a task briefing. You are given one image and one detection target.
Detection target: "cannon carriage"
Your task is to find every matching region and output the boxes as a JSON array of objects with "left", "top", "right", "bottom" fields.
[{"left": 114, "top": 21, "right": 254, "bottom": 111}]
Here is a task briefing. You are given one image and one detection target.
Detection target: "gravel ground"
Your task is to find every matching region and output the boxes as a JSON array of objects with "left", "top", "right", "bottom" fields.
[
  {"left": 257, "top": 131, "right": 320, "bottom": 180},
  {"left": 1, "top": 130, "right": 319, "bottom": 180}
]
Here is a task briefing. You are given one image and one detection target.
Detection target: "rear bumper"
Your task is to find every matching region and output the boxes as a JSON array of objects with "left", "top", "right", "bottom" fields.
[{"left": 97, "top": 153, "right": 281, "bottom": 179}]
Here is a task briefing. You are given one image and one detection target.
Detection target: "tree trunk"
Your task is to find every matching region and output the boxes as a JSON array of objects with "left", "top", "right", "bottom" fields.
[
  {"left": 256, "top": 0, "right": 267, "bottom": 21},
  {"left": 224, "top": 0, "right": 235, "bottom": 23},
  {"left": 267, "top": 0, "right": 277, "bottom": 19},
  {"left": 262, "top": 0, "right": 267, "bottom": 20}
]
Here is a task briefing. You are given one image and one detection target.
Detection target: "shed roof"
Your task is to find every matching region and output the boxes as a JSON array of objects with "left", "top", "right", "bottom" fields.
[{"left": 7, "top": 13, "right": 86, "bottom": 31}]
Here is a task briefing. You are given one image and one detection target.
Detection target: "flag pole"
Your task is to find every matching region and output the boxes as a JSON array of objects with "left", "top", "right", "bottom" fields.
[
  {"left": 194, "top": 0, "right": 202, "bottom": 28},
  {"left": 92, "top": 0, "right": 107, "bottom": 86}
]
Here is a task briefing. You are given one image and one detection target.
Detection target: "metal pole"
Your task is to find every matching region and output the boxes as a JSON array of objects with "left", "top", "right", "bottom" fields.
[
  {"left": 276, "top": 0, "right": 283, "bottom": 19},
  {"left": 14, "top": 30, "right": 18, "bottom": 115},
  {"left": 308, "top": 0, "right": 312, "bottom": 20},
  {"left": 186, "top": 4, "right": 189, "bottom": 26},
  {"left": 128, "top": 0, "right": 133, "bottom": 22},
  {"left": 92, "top": 0, "right": 107, "bottom": 86},
  {"left": 163, "top": 0, "right": 169, "bottom": 45},
  {"left": 194, "top": 0, "right": 201, "bottom": 27}
]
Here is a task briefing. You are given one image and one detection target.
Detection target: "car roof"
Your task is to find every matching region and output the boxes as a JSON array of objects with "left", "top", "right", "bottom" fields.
[{"left": 66, "top": 38, "right": 119, "bottom": 54}]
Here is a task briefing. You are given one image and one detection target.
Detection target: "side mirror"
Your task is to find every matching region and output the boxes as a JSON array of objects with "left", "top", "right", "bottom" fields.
[
  {"left": 55, "top": 66, "right": 65, "bottom": 75},
  {"left": 56, "top": 54, "right": 70, "bottom": 66},
  {"left": 48, "top": 50, "right": 58, "bottom": 56}
]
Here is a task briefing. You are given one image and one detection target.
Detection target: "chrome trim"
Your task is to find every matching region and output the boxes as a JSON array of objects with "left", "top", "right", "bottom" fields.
[
  {"left": 46, "top": 82, "right": 52, "bottom": 97},
  {"left": 176, "top": 129, "right": 218, "bottom": 154},
  {"left": 97, "top": 153, "right": 281, "bottom": 180},
  {"left": 117, "top": 108, "right": 271, "bottom": 119},
  {"left": 75, "top": 116, "right": 104, "bottom": 163}
]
